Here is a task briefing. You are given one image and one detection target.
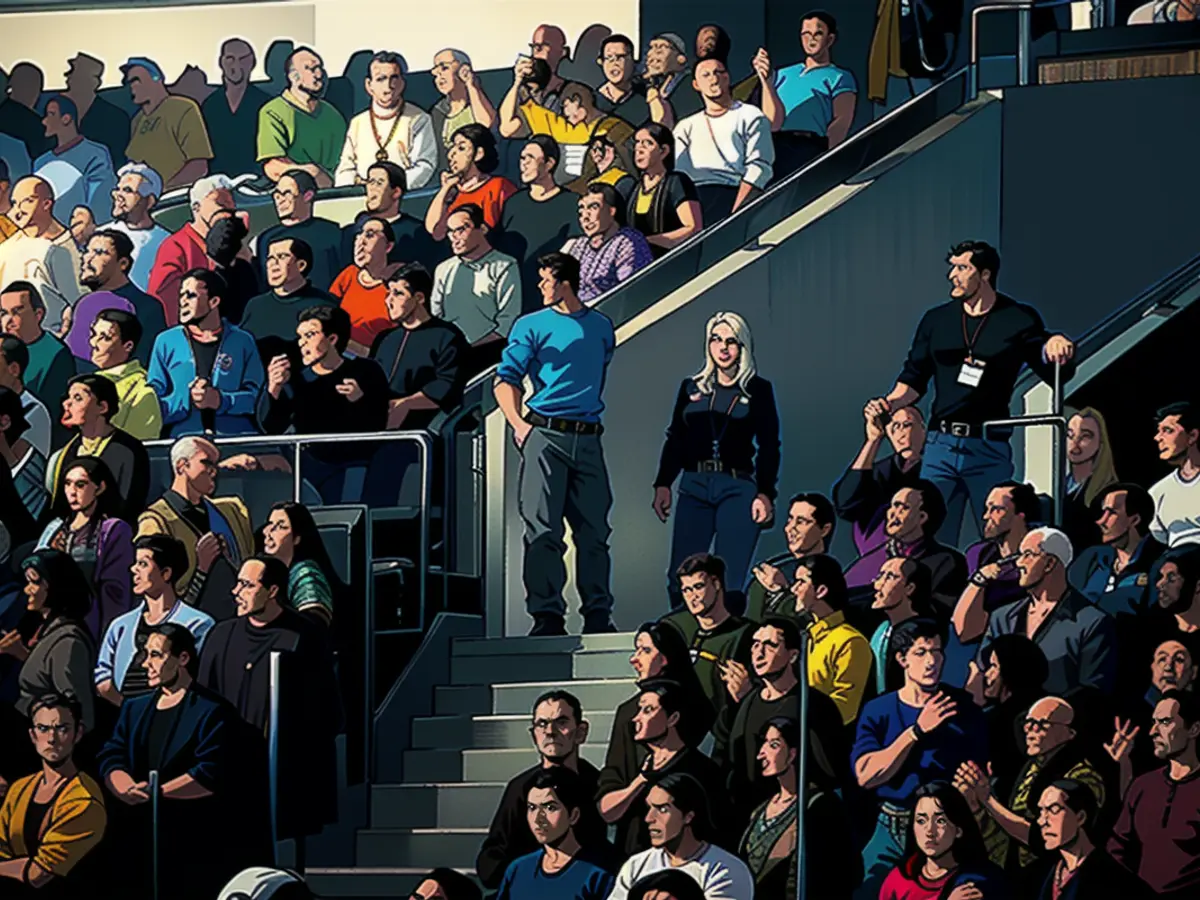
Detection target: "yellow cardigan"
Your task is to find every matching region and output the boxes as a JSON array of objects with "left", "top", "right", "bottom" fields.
[
  {"left": 136, "top": 494, "right": 255, "bottom": 596},
  {"left": 0, "top": 772, "right": 107, "bottom": 877}
]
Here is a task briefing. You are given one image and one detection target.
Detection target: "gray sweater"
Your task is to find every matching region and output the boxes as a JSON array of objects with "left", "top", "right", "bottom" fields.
[{"left": 17, "top": 616, "right": 97, "bottom": 732}]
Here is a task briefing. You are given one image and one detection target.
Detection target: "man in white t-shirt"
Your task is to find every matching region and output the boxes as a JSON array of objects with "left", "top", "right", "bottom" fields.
[
  {"left": 609, "top": 772, "right": 753, "bottom": 900},
  {"left": 1150, "top": 401, "right": 1200, "bottom": 547}
]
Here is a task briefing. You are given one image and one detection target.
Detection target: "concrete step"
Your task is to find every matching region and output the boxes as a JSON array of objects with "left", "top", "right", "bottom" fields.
[
  {"left": 491, "top": 678, "right": 636, "bottom": 715},
  {"left": 400, "top": 748, "right": 464, "bottom": 783},
  {"left": 306, "top": 867, "right": 476, "bottom": 899},
  {"left": 411, "top": 710, "right": 620, "bottom": 751},
  {"left": 451, "top": 633, "right": 635, "bottom": 656},
  {"left": 370, "top": 782, "right": 505, "bottom": 829},
  {"left": 461, "top": 744, "right": 607, "bottom": 782},
  {"left": 356, "top": 827, "right": 488, "bottom": 868},
  {"left": 450, "top": 647, "right": 633, "bottom": 686},
  {"left": 434, "top": 684, "right": 490, "bottom": 716}
]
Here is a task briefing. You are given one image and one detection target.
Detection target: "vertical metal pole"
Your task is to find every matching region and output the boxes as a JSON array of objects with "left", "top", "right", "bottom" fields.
[
  {"left": 795, "top": 631, "right": 810, "bottom": 900},
  {"left": 292, "top": 442, "right": 302, "bottom": 502},
  {"left": 268, "top": 650, "right": 282, "bottom": 860},
  {"left": 148, "top": 769, "right": 160, "bottom": 900},
  {"left": 1017, "top": 7, "right": 1032, "bottom": 87},
  {"left": 1052, "top": 362, "right": 1065, "bottom": 526}
]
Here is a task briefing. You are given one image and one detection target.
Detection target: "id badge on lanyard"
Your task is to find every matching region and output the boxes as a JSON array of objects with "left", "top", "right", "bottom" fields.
[{"left": 958, "top": 357, "right": 986, "bottom": 388}]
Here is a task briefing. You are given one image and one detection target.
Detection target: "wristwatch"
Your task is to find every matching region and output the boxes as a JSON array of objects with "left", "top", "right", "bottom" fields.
[
  {"left": 970, "top": 570, "right": 990, "bottom": 587},
  {"left": 911, "top": 721, "right": 926, "bottom": 740}
]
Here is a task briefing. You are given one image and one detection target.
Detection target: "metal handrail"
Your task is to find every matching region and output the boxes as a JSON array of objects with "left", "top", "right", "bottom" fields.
[
  {"left": 970, "top": 0, "right": 1079, "bottom": 97},
  {"left": 985, "top": 362, "right": 1066, "bottom": 524}
]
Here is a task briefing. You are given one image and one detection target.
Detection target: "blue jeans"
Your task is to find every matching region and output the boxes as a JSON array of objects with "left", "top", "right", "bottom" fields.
[
  {"left": 667, "top": 472, "right": 762, "bottom": 610},
  {"left": 855, "top": 806, "right": 911, "bottom": 900},
  {"left": 922, "top": 431, "right": 1014, "bottom": 546}
]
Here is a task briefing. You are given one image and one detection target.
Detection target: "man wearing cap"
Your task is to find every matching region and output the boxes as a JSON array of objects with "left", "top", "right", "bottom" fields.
[
  {"left": 641, "top": 33, "right": 690, "bottom": 103},
  {"left": 335, "top": 51, "right": 436, "bottom": 190},
  {"left": 63, "top": 52, "right": 131, "bottom": 168},
  {"left": 33, "top": 94, "right": 117, "bottom": 223},
  {"left": 257, "top": 46, "right": 346, "bottom": 189},
  {"left": 123, "top": 57, "right": 214, "bottom": 190},
  {"left": 201, "top": 39, "right": 271, "bottom": 179}
]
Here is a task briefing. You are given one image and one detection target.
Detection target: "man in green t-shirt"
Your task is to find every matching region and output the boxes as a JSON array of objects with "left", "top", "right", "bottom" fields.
[{"left": 257, "top": 47, "right": 347, "bottom": 189}]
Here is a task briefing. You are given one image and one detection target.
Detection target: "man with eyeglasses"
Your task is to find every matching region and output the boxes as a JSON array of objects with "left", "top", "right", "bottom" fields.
[
  {"left": 526, "top": 24, "right": 570, "bottom": 114},
  {"left": 595, "top": 34, "right": 651, "bottom": 125},
  {"left": 241, "top": 236, "right": 336, "bottom": 369},
  {"left": 476, "top": 690, "right": 605, "bottom": 889},
  {"left": 254, "top": 169, "right": 342, "bottom": 292},
  {"left": 0, "top": 694, "right": 106, "bottom": 892}
]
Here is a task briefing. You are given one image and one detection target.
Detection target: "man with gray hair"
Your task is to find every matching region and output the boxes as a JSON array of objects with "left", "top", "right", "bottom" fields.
[
  {"left": 147, "top": 173, "right": 236, "bottom": 325},
  {"left": 336, "top": 51, "right": 437, "bottom": 189},
  {"left": 257, "top": 46, "right": 346, "bottom": 188},
  {"left": 429, "top": 48, "right": 498, "bottom": 172},
  {"left": 70, "top": 161, "right": 170, "bottom": 292},
  {"left": 980, "top": 525, "right": 1117, "bottom": 696}
]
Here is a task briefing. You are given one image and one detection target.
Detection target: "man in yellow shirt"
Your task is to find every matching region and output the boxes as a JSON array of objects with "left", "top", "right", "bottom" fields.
[
  {"left": 122, "top": 57, "right": 213, "bottom": 190},
  {"left": 89, "top": 308, "right": 162, "bottom": 440}
]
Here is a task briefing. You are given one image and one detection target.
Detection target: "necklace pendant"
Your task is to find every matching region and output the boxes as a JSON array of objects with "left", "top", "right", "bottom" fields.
[
  {"left": 375, "top": 148, "right": 390, "bottom": 162},
  {"left": 712, "top": 440, "right": 721, "bottom": 459}
]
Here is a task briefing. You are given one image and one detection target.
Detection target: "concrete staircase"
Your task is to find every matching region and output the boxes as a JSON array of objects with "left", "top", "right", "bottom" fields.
[{"left": 308, "top": 632, "right": 637, "bottom": 898}]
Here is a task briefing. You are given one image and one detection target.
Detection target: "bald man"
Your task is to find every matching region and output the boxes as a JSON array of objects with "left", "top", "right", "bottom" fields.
[
  {"left": 955, "top": 695, "right": 1108, "bottom": 875},
  {"left": 63, "top": 53, "right": 131, "bottom": 167},
  {"left": 201, "top": 38, "right": 271, "bottom": 178},
  {"left": 528, "top": 24, "right": 570, "bottom": 113},
  {"left": 0, "top": 175, "right": 82, "bottom": 332}
]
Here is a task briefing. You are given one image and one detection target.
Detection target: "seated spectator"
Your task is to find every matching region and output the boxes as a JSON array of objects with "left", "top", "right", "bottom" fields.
[
  {"left": 979, "top": 527, "right": 1118, "bottom": 697},
  {"left": 627, "top": 124, "right": 700, "bottom": 259},
  {"left": 0, "top": 160, "right": 17, "bottom": 243},
  {"left": 260, "top": 501, "right": 336, "bottom": 625},
  {"left": 526, "top": 24, "right": 571, "bottom": 110},
  {"left": 136, "top": 436, "right": 255, "bottom": 620},
  {"left": 674, "top": 59, "right": 774, "bottom": 221},
  {"left": 257, "top": 46, "right": 346, "bottom": 188},
  {"left": 425, "top": 124, "right": 517, "bottom": 239},
  {"left": 147, "top": 268, "right": 264, "bottom": 437},
  {"left": 1108, "top": 689, "right": 1200, "bottom": 896},
  {"left": 852, "top": 619, "right": 987, "bottom": 897},
  {"left": 121, "top": 57, "right": 213, "bottom": 189},
  {"left": 335, "top": 51, "right": 436, "bottom": 190},
  {"left": 76, "top": 229, "right": 167, "bottom": 365},
  {"left": 339, "top": 161, "right": 443, "bottom": 269},
  {"left": 1150, "top": 401, "right": 1200, "bottom": 547},
  {"left": 579, "top": 125, "right": 637, "bottom": 200},
  {"left": 495, "top": 136, "right": 580, "bottom": 313},
  {"left": 200, "top": 39, "right": 271, "bottom": 179},
  {"left": 410, "top": 868, "right": 482, "bottom": 900},
  {"left": 371, "top": 263, "right": 468, "bottom": 430},
  {"left": 62, "top": 53, "right": 128, "bottom": 167},
  {"left": 0, "top": 334, "right": 50, "bottom": 456},
  {"left": 870, "top": 557, "right": 937, "bottom": 694},
  {"left": 594, "top": 33, "right": 651, "bottom": 124},
  {"left": 0, "top": 695, "right": 106, "bottom": 892},
  {"left": 61, "top": 287, "right": 135, "bottom": 367},
  {"left": 148, "top": 174, "right": 236, "bottom": 326},
  {"left": 880, "top": 781, "right": 1006, "bottom": 899},
  {"left": 639, "top": 32, "right": 691, "bottom": 116},
  {"left": 608, "top": 771, "right": 753, "bottom": 900},
  {"left": 429, "top": 49, "right": 498, "bottom": 172},
  {"left": 1155, "top": 545, "right": 1200, "bottom": 637},
  {"left": 477, "top": 690, "right": 605, "bottom": 888},
  {"left": 431, "top": 204, "right": 519, "bottom": 376},
  {"left": 34, "top": 94, "right": 115, "bottom": 224},
  {"left": 626, "top": 870, "right": 706, "bottom": 900},
  {"left": 1071, "top": 483, "right": 1165, "bottom": 618},
  {"left": 1063, "top": 408, "right": 1118, "bottom": 552},
  {"left": 755, "top": 12, "right": 856, "bottom": 177},
  {"left": 0, "top": 178, "right": 82, "bottom": 332},
  {"left": 1, "top": 281, "right": 74, "bottom": 413},
  {"left": 37, "top": 457, "right": 133, "bottom": 641},
  {"left": 790, "top": 553, "right": 872, "bottom": 723},
  {"left": 202, "top": 213, "right": 260, "bottom": 326},
  {"left": 49, "top": 373, "right": 150, "bottom": 522},
  {"left": 81, "top": 162, "right": 171, "bottom": 293},
  {"left": 95, "top": 534, "right": 214, "bottom": 706},
  {"left": 494, "top": 766, "right": 616, "bottom": 900},
  {"left": 0, "top": 384, "right": 47, "bottom": 521},
  {"left": 254, "top": 171, "right": 342, "bottom": 292},
  {"left": 562, "top": 184, "right": 652, "bottom": 300},
  {"left": 746, "top": 492, "right": 835, "bottom": 621},
  {"left": 84, "top": 309, "right": 161, "bottom": 440},
  {"left": 845, "top": 480, "right": 969, "bottom": 617},
  {"left": 330, "top": 216, "right": 400, "bottom": 357},
  {"left": 740, "top": 715, "right": 860, "bottom": 900},
  {"left": 242, "top": 236, "right": 336, "bottom": 366},
  {"left": 834, "top": 402, "right": 926, "bottom": 556},
  {"left": 2, "top": 550, "right": 96, "bottom": 734}
]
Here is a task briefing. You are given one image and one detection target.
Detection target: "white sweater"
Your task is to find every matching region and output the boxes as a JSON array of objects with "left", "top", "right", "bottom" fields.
[
  {"left": 608, "top": 845, "right": 755, "bottom": 900},
  {"left": 673, "top": 101, "right": 775, "bottom": 190},
  {"left": 1150, "top": 468, "right": 1200, "bottom": 547},
  {"left": 335, "top": 103, "right": 437, "bottom": 189}
]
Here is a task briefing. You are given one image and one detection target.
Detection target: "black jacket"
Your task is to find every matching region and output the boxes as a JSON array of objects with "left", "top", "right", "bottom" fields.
[{"left": 1036, "top": 848, "right": 1153, "bottom": 900}]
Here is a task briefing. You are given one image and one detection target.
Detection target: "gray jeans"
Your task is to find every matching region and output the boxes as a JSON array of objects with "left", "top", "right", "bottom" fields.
[{"left": 518, "top": 427, "right": 614, "bottom": 620}]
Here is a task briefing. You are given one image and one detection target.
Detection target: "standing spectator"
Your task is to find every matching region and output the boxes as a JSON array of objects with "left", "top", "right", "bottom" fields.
[
  {"left": 329, "top": 216, "right": 399, "bottom": 356},
  {"left": 147, "top": 173, "right": 237, "bottom": 326},
  {"left": 37, "top": 457, "right": 134, "bottom": 641},
  {"left": 339, "top": 161, "right": 443, "bottom": 269},
  {"left": 640, "top": 33, "right": 691, "bottom": 113},
  {"left": 430, "top": 204, "right": 520, "bottom": 376},
  {"left": 257, "top": 47, "right": 346, "bottom": 188},
  {"left": 476, "top": 690, "right": 606, "bottom": 889},
  {"left": 869, "top": 557, "right": 936, "bottom": 695},
  {"left": 88, "top": 308, "right": 161, "bottom": 440},
  {"left": 49, "top": 373, "right": 150, "bottom": 522},
  {"left": 1150, "top": 401, "right": 1200, "bottom": 547},
  {"left": 495, "top": 135, "right": 580, "bottom": 313},
  {"left": 872, "top": 241, "right": 1076, "bottom": 544},
  {"left": 78, "top": 229, "right": 167, "bottom": 364},
  {"left": 0, "top": 177, "right": 83, "bottom": 332},
  {"left": 254, "top": 169, "right": 342, "bottom": 291},
  {"left": 562, "top": 183, "right": 652, "bottom": 300},
  {"left": 429, "top": 49, "right": 498, "bottom": 173},
  {"left": 0, "top": 66, "right": 47, "bottom": 160},
  {"left": 652, "top": 311, "right": 779, "bottom": 611},
  {"left": 260, "top": 501, "right": 336, "bottom": 625},
  {"left": 1063, "top": 407, "right": 1118, "bottom": 552},
  {"left": 95, "top": 534, "right": 214, "bottom": 706},
  {"left": 674, "top": 59, "right": 774, "bottom": 221},
  {"left": 595, "top": 34, "right": 651, "bottom": 124},
  {"left": 201, "top": 39, "right": 271, "bottom": 179},
  {"left": 978, "top": 527, "right": 1118, "bottom": 697},
  {"left": 425, "top": 124, "right": 517, "bottom": 239},
  {"left": 88, "top": 163, "right": 171, "bottom": 294},
  {"left": 336, "top": 51, "right": 436, "bottom": 190},
  {"left": 63, "top": 53, "right": 130, "bottom": 167},
  {"left": 0, "top": 333, "right": 50, "bottom": 457},
  {"left": 122, "top": 57, "right": 213, "bottom": 190},
  {"left": 627, "top": 124, "right": 701, "bottom": 259},
  {"left": 746, "top": 492, "right": 835, "bottom": 622},
  {"left": 241, "top": 236, "right": 336, "bottom": 367},
  {"left": 147, "top": 268, "right": 264, "bottom": 437},
  {"left": 968, "top": 635, "right": 1050, "bottom": 796},
  {"left": 1, "top": 280, "right": 74, "bottom": 408},
  {"left": 33, "top": 94, "right": 116, "bottom": 223},
  {"left": 755, "top": 12, "right": 857, "bottom": 176},
  {"left": 493, "top": 252, "right": 616, "bottom": 635}
]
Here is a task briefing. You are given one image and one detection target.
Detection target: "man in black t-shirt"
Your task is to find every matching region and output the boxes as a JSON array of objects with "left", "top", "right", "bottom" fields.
[
  {"left": 240, "top": 236, "right": 336, "bottom": 366},
  {"left": 254, "top": 169, "right": 342, "bottom": 291},
  {"left": 872, "top": 241, "right": 1076, "bottom": 544}
]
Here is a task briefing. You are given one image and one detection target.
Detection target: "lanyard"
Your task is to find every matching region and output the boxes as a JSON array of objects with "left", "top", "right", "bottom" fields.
[
  {"left": 708, "top": 388, "right": 741, "bottom": 459},
  {"left": 961, "top": 309, "right": 991, "bottom": 362},
  {"left": 387, "top": 328, "right": 412, "bottom": 385}
]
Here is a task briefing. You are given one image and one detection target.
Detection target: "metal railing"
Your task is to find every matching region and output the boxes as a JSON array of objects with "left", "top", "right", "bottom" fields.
[
  {"left": 986, "top": 362, "right": 1067, "bottom": 524},
  {"left": 971, "top": 0, "right": 1082, "bottom": 97}
]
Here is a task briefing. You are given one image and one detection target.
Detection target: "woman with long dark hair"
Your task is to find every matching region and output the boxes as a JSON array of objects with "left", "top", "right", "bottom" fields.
[
  {"left": 37, "top": 456, "right": 134, "bottom": 641},
  {"left": 881, "top": 781, "right": 1006, "bottom": 899},
  {"left": 260, "top": 501, "right": 337, "bottom": 625},
  {"left": 627, "top": 123, "right": 701, "bottom": 258}
]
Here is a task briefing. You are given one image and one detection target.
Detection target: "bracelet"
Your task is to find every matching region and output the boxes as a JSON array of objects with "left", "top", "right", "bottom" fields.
[
  {"left": 912, "top": 721, "right": 926, "bottom": 741},
  {"left": 971, "top": 571, "right": 990, "bottom": 587}
]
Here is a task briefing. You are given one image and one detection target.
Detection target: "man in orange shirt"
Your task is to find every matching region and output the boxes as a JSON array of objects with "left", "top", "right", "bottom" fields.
[{"left": 328, "top": 216, "right": 399, "bottom": 357}]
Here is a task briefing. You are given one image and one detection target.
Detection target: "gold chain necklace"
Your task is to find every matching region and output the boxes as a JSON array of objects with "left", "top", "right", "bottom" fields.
[{"left": 369, "top": 103, "right": 404, "bottom": 162}]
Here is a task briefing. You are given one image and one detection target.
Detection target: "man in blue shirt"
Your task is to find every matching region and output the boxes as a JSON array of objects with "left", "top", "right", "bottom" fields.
[
  {"left": 852, "top": 618, "right": 987, "bottom": 899},
  {"left": 33, "top": 94, "right": 116, "bottom": 223},
  {"left": 494, "top": 251, "right": 617, "bottom": 636},
  {"left": 496, "top": 767, "right": 617, "bottom": 900}
]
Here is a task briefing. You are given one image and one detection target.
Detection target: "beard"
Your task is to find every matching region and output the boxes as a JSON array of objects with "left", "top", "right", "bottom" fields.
[{"left": 80, "top": 272, "right": 105, "bottom": 290}]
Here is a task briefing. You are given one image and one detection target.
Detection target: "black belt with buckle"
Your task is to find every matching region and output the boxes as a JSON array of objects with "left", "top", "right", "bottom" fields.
[
  {"left": 691, "top": 460, "right": 753, "bottom": 480},
  {"left": 936, "top": 420, "right": 981, "bottom": 438},
  {"left": 526, "top": 412, "right": 603, "bottom": 436}
]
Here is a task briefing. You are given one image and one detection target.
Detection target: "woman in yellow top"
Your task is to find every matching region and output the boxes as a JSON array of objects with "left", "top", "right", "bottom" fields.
[{"left": 628, "top": 123, "right": 703, "bottom": 259}]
